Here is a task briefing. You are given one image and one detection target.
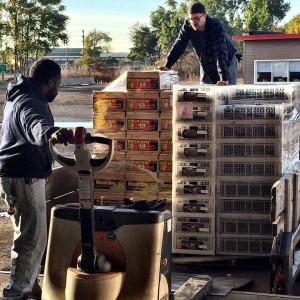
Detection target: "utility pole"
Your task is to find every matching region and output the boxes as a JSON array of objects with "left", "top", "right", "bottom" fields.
[{"left": 82, "top": 29, "right": 85, "bottom": 58}]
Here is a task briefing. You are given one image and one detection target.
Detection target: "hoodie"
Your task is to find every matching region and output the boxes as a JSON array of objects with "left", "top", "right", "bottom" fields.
[
  {"left": 165, "top": 16, "right": 237, "bottom": 83},
  {"left": 0, "top": 75, "right": 56, "bottom": 178}
]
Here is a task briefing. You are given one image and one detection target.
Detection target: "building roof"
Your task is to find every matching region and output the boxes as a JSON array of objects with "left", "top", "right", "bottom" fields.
[
  {"left": 233, "top": 33, "right": 300, "bottom": 41},
  {"left": 45, "top": 48, "right": 128, "bottom": 58}
]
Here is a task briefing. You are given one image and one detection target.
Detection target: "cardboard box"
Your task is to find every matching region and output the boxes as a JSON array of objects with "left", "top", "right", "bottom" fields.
[
  {"left": 160, "top": 91, "right": 173, "bottom": 111},
  {"left": 125, "top": 91, "right": 159, "bottom": 111},
  {"left": 126, "top": 153, "right": 159, "bottom": 174},
  {"left": 126, "top": 71, "right": 160, "bottom": 90},
  {"left": 93, "top": 112, "right": 126, "bottom": 131},
  {"left": 126, "top": 132, "right": 160, "bottom": 153},
  {"left": 126, "top": 112, "right": 159, "bottom": 132},
  {"left": 160, "top": 112, "right": 172, "bottom": 131},
  {"left": 93, "top": 91, "right": 125, "bottom": 113}
]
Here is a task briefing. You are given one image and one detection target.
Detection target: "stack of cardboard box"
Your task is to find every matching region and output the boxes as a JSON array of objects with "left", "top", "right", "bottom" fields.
[{"left": 92, "top": 71, "right": 177, "bottom": 205}]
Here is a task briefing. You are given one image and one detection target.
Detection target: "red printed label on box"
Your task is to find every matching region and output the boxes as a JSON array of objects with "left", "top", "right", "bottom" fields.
[
  {"left": 127, "top": 78, "right": 159, "bottom": 90},
  {"left": 127, "top": 99, "right": 158, "bottom": 110},
  {"left": 94, "top": 119, "right": 125, "bottom": 130},
  {"left": 127, "top": 140, "right": 159, "bottom": 151},
  {"left": 127, "top": 160, "right": 158, "bottom": 172},
  {"left": 101, "top": 98, "right": 124, "bottom": 110},
  {"left": 127, "top": 119, "right": 158, "bottom": 131}
]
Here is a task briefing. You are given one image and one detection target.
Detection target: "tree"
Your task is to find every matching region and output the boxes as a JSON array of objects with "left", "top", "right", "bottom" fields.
[
  {"left": 244, "top": 0, "right": 273, "bottom": 31},
  {"left": 128, "top": 23, "right": 160, "bottom": 65},
  {"left": 150, "top": 0, "right": 188, "bottom": 55},
  {"left": 267, "top": 0, "right": 290, "bottom": 24},
  {"left": 76, "top": 30, "right": 112, "bottom": 67},
  {"left": 1, "top": 0, "right": 69, "bottom": 75},
  {"left": 284, "top": 14, "right": 300, "bottom": 33}
]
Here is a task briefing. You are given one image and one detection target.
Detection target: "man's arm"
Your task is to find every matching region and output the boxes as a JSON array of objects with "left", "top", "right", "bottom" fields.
[{"left": 160, "top": 21, "right": 190, "bottom": 70}]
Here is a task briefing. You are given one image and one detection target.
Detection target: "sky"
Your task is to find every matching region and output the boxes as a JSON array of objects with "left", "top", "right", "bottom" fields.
[{"left": 61, "top": 0, "right": 300, "bottom": 52}]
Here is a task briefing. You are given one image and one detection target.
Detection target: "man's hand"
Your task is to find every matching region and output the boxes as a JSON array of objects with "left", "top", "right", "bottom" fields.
[
  {"left": 51, "top": 128, "right": 74, "bottom": 146},
  {"left": 158, "top": 66, "right": 170, "bottom": 71},
  {"left": 216, "top": 81, "right": 229, "bottom": 86}
]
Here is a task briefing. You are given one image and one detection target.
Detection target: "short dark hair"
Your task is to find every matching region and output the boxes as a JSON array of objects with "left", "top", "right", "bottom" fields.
[
  {"left": 188, "top": 2, "right": 206, "bottom": 14},
  {"left": 29, "top": 59, "right": 61, "bottom": 85}
]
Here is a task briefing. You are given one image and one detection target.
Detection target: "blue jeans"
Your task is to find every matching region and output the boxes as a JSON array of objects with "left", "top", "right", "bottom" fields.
[
  {"left": 0, "top": 177, "right": 47, "bottom": 299},
  {"left": 227, "top": 54, "right": 238, "bottom": 85},
  {"left": 200, "top": 54, "right": 238, "bottom": 85}
]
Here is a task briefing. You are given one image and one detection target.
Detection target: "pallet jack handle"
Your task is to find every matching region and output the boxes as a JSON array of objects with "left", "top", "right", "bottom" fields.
[
  {"left": 49, "top": 127, "right": 114, "bottom": 173},
  {"left": 49, "top": 127, "right": 114, "bottom": 273}
]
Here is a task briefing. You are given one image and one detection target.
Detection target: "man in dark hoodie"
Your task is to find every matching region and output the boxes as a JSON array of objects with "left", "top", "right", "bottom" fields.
[
  {"left": 159, "top": 2, "right": 238, "bottom": 85},
  {"left": 0, "top": 59, "right": 73, "bottom": 300}
]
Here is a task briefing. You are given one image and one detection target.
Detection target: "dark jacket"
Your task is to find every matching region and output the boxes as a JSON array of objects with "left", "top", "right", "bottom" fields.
[
  {"left": 0, "top": 75, "right": 55, "bottom": 178},
  {"left": 165, "top": 16, "right": 237, "bottom": 83}
]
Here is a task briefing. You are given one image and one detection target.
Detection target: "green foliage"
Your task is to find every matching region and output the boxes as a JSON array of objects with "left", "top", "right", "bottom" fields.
[
  {"left": 244, "top": 0, "right": 273, "bottom": 31},
  {"left": 284, "top": 14, "right": 300, "bottom": 33},
  {"left": 127, "top": 23, "right": 160, "bottom": 64},
  {"left": 198, "top": 0, "right": 248, "bottom": 36},
  {"left": 76, "top": 30, "right": 112, "bottom": 67},
  {"left": 267, "top": 0, "right": 291, "bottom": 24},
  {"left": 150, "top": 1, "right": 188, "bottom": 54},
  {"left": 0, "top": 0, "right": 69, "bottom": 75},
  {"left": 100, "top": 56, "right": 119, "bottom": 67}
]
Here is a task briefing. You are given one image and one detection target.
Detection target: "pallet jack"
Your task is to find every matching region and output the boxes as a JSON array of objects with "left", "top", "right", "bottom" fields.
[{"left": 42, "top": 127, "right": 172, "bottom": 300}]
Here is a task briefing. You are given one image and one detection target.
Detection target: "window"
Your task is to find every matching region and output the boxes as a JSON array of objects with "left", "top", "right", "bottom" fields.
[
  {"left": 255, "top": 60, "right": 300, "bottom": 84},
  {"left": 289, "top": 61, "right": 300, "bottom": 82},
  {"left": 257, "top": 62, "right": 271, "bottom": 82},
  {"left": 272, "top": 62, "right": 287, "bottom": 82}
]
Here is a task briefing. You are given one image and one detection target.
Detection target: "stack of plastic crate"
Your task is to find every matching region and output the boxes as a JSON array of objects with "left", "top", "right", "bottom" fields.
[
  {"left": 215, "top": 84, "right": 300, "bottom": 256},
  {"left": 172, "top": 85, "right": 216, "bottom": 255}
]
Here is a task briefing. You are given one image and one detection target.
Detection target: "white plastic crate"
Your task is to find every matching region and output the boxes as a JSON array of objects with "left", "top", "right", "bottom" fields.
[
  {"left": 217, "top": 161, "right": 280, "bottom": 177},
  {"left": 174, "top": 215, "right": 214, "bottom": 235},
  {"left": 218, "top": 142, "right": 278, "bottom": 157},
  {"left": 174, "top": 197, "right": 214, "bottom": 214},
  {"left": 218, "top": 179, "right": 275, "bottom": 198},
  {"left": 173, "top": 233, "right": 215, "bottom": 255},
  {"left": 217, "top": 123, "right": 279, "bottom": 139},
  {"left": 173, "top": 84, "right": 215, "bottom": 104},
  {"left": 217, "top": 216, "right": 272, "bottom": 236},
  {"left": 217, "top": 104, "right": 280, "bottom": 120},
  {"left": 175, "top": 102, "right": 213, "bottom": 122},
  {"left": 174, "top": 141, "right": 213, "bottom": 160},
  {"left": 175, "top": 179, "right": 213, "bottom": 197},
  {"left": 217, "top": 235, "right": 273, "bottom": 256},
  {"left": 219, "top": 198, "right": 271, "bottom": 215},
  {"left": 175, "top": 123, "right": 213, "bottom": 141},
  {"left": 230, "top": 85, "right": 293, "bottom": 102},
  {"left": 216, "top": 84, "right": 294, "bottom": 104},
  {"left": 175, "top": 160, "right": 212, "bottom": 178}
]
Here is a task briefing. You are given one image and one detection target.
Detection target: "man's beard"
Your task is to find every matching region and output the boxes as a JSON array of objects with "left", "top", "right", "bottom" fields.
[{"left": 45, "top": 90, "right": 58, "bottom": 103}]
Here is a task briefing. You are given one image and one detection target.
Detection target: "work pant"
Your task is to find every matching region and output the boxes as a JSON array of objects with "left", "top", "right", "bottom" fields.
[
  {"left": 0, "top": 177, "right": 47, "bottom": 298},
  {"left": 200, "top": 54, "right": 238, "bottom": 85}
]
